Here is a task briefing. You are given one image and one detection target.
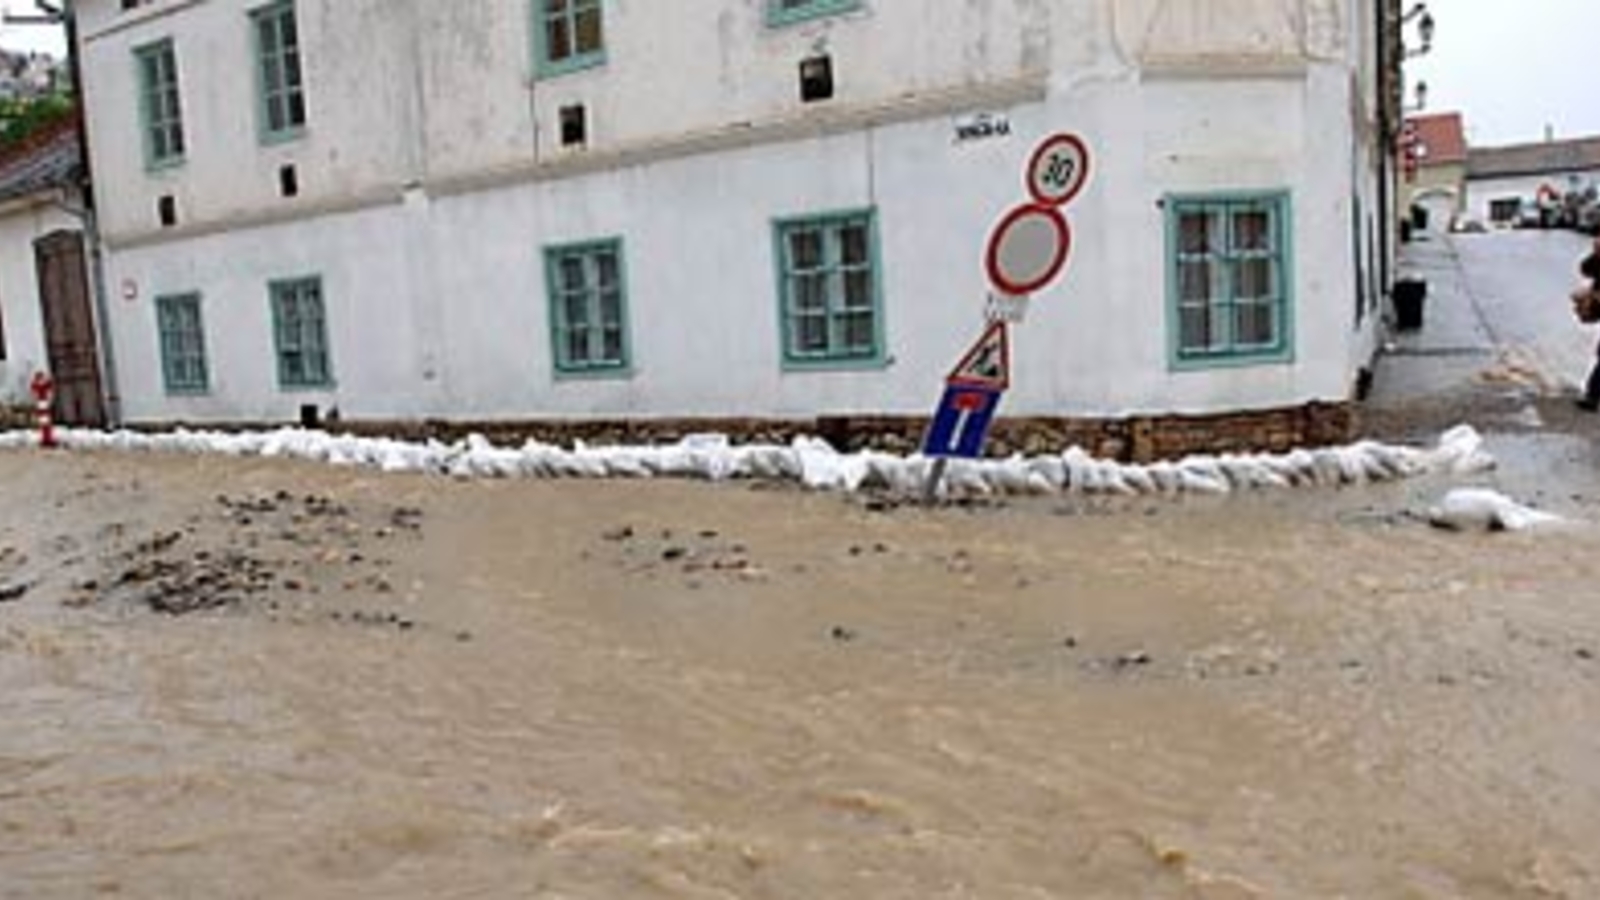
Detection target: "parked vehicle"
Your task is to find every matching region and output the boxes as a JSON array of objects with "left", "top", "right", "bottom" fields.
[
  {"left": 1515, "top": 199, "right": 1545, "bottom": 229},
  {"left": 1579, "top": 200, "right": 1600, "bottom": 236},
  {"left": 1559, "top": 188, "right": 1597, "bottom": 231}
]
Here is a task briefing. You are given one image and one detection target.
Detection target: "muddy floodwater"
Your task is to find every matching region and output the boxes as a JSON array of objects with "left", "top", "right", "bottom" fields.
[{"left": 2, "top": 446, "right": 1599, "bottom": 898}]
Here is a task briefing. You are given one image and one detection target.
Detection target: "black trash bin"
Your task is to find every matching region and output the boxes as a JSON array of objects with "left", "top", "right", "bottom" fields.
[{"left": 1393, "top": 278, "right": 1427, "bottom": 331}]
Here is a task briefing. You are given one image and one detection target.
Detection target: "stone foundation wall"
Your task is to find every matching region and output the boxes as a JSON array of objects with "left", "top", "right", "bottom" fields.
[
  {"left": 240, "top": 401, "right": 1358, "bottom": 464},
  {"left": 28, "top": 401, "right": 1357, "bottom": 464},
  {"left": 0, "top": 406, "right": 32, "bottom": 432}
]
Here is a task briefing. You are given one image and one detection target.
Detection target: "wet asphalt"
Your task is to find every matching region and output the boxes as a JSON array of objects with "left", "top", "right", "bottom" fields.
[{"left": 1365, "top": 226, "right": 1600, "bottom": 517}]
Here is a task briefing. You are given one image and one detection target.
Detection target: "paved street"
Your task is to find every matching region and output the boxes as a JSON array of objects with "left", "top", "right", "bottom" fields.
[
  {"left": 1374, "top": 228, "right": 1598, "bottom": 407},
  {"left": 1364, "top": 226, "right": 1600, "bottom": 514}
]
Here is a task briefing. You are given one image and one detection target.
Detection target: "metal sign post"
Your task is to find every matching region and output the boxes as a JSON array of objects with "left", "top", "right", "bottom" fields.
[{"left": 920, "top": 132, "right": 1092, "bottom": 501}]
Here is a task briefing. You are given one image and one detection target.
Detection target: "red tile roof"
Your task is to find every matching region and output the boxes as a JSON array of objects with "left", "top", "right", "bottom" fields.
[
  {"left": 1410, "top": 112, "right": 1468, "bottom": 166},
  {"left": 0, "top": 113, "right": 80, "bottom": 204}
]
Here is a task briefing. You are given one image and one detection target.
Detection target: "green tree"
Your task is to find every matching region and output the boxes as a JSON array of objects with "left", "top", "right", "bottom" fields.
[{"left": 0, "top": 91, "right": 74, "bottom": 150}]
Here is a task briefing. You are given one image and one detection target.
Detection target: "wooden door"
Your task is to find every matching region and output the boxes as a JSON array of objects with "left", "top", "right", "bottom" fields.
[{"left": 34, "top": 230, "right": 106, "bottom": 427}]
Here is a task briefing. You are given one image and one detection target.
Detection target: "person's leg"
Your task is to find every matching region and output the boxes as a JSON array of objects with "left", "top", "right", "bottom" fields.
[{"left": 1582, "top": 357, "right": 1600, "bottom": 410}]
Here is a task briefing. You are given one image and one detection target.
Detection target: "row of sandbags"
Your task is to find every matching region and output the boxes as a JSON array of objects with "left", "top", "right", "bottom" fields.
[{"left": 0, "top": 424, "right": 1495, "bottom": 498}]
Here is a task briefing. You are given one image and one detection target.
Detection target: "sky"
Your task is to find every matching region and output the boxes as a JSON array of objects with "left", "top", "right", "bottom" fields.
[
  {"left": 0, "top": 1, "right": 1594, "bottom": 148},
  {"left": 1405, "top": 0, "right": 1600, "bottom": 146},
  {"left": 0, "top": 1, "right": 64, "bottom": 56}
]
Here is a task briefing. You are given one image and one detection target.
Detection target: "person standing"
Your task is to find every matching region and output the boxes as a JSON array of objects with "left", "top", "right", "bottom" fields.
[{"left": 1577, "top": 235, "right": 1600, "bottom": 411}]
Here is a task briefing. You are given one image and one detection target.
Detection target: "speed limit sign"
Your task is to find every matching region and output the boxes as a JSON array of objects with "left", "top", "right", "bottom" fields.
[{"left": 1026, "top": 133, "right": 1090, "bottom": 208}]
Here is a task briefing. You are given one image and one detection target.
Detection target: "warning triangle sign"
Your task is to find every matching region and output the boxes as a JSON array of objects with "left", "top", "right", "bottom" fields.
[{"left": 946, "top": 321, "right": 1010, "bottom": 391}]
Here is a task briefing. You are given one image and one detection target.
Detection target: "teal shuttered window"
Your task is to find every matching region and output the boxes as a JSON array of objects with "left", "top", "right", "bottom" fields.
[
  {"left": 535, "top": 0, "right": 605, "bottom": 77},
  {"left": 156, "top": 293, "right": 208, "bottom": 394},
  {"left": 135, "top": 39, "right": 184, "bottom": 167},
  {"left": 252, "top": 0, "right": 306, "bottom": 141},
  {"left": 1167, "top": 193, "right": 1294, "bottom": 367},
  {"left": 774, "top": 209, "right": 884, "bottom": 368},
  {"left": 270, "top": 277, "right": 333, "bottom": 389},
  {"left": 766, "top": 0, "right": 861, "bottom": 27},
  {"left": 545, "top": 239, "right": 630, "bottom": 376}
]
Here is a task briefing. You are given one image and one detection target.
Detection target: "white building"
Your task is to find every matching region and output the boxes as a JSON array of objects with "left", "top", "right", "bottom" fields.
[
  {"left": 72, "top": 0, "right": 1400, "bottom": 455},
  {"left": 1464, "top": 137, "right": 1600, "bottom": 227},
  {"left": 0, "top": 114, "right": 107, "bottom": 423}
]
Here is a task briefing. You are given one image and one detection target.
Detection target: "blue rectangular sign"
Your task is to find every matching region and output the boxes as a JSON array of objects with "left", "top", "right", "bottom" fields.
[{"left": 922, "top": 385, "right": 1002, "bottom": 459}]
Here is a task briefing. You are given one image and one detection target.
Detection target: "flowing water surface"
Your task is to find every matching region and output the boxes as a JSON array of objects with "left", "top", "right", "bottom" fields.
[{"left": 1, "top": 447, "right": 1598, "bottom": 898}]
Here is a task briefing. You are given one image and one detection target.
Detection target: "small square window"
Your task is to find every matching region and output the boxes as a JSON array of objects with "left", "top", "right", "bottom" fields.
[
  {"left": 799, "top": 54, "right": 833, "bottom": 103},
  {"left": 559, "top": 104, "right": 587, "bottom": 147}
]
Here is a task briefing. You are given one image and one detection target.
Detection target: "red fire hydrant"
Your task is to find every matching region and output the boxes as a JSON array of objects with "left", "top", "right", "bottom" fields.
[{"left": 29, "top": 371, "right": 56, "bottom": 449}]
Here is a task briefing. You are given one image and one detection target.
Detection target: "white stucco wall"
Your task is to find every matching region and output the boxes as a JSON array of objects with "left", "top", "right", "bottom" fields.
[
  {"left": 78, "top": 0, "right": 1383, "bottom": 427},
  {"left": 101, "top": 71, "right": 1369, "bottom": 425},
  {"left": 0, "top": 199, "right": 79, "bottom": 405}
]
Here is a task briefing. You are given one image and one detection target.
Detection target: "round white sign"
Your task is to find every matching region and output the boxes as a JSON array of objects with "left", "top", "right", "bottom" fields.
[
  {"left": 1026, "top": 133, "right": 1091, "bottom": 208},
  {"left": 985, "top": 203, "right": 1071, "bottom": 297}
]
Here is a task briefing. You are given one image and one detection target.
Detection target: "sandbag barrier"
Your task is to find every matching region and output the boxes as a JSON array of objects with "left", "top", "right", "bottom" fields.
[{"left": 0, "top": 425, "right": 1494, "bottom": 499}]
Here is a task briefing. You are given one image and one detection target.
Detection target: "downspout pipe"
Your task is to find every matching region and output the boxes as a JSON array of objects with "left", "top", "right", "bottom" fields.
[
  {"left": 1374, "top": 0, "right": 1394, "bottom": 304},
  {"left": 62, "top": 1, "right": 122, "bottom": 426}
]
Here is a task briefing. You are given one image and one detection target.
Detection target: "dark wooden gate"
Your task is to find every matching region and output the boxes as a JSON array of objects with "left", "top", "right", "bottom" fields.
[{"left": 34, "top": 230, "right": 106, "bottom": 427}]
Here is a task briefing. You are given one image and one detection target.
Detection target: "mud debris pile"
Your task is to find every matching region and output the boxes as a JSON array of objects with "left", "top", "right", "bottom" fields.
[{"left": 41, "top": 492, "right": 445, "bottom": 635}]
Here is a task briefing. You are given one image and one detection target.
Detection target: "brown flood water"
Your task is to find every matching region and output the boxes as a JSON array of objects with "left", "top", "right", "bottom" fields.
[{"left": 1, "top": 448, "right": 1598, "bottom": 898}]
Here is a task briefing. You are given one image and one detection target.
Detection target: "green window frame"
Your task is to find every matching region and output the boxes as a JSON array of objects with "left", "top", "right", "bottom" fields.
[
  {"left": 251, "top": 0, "right": 306, "bottom": 142},
  {"left": 533, "top": 0, "right": 605, "bottom": 78},
  {"left": 269, "top": 276, "right": 333, "bottom": 389},
  {"left": 134, "top": 38, "right": 184, "bottom": 168},
  {"left": 1166, "top": 192, "right": 1294, "bottom": 368},
  {"left": 766, "top": 0, "right": 861, "bottom": 27},
  {"left": 544, "top": 238, "right": 630, "bottom": 377},
  {"left": 156, "top": 293, "right": 209, "bottom": 394},
  {"left": 773, "top": 208, "right": 885, "bottom": 369}
]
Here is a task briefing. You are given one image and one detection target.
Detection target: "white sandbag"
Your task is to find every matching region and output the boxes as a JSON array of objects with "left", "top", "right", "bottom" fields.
[
  {"left": 1026, "top": 457, "right": 1069, "bottom": 492},
  {"left": 1427, "top": 488, "right": 1563, "bottom": 532},
  {"left": 941, "top": 459, "right": 993, "bottom": 498}
]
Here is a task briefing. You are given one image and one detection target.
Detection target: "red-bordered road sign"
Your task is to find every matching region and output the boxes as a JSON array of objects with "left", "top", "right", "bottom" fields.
[
  {"left": 1026, "top": 133, "right": 1091, "bottom": 208},
  {"left": 985, "top": 203, "right": 1072, "bottom": 298},
  {"left": 947, "top": 320, "right": 1010, "bottom": 391}
]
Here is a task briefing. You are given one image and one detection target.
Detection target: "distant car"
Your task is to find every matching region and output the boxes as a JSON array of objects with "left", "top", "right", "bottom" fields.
[
  {"left": 1580, "top": 201, "right": 1600, "bottom": 236},
  {"left": 1451, "top": 215, "right": 1487, "bottom": 234},
  {"left": 1515, "top": 200, "right": 1546, "bottom": 229}
]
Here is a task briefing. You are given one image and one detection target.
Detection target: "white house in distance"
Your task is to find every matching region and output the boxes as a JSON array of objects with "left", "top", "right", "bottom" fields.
[
  {"left": 72, "top": 0, "right": 1400, "bottom": 458},
  {"left": 1465, "top": 136, "right": 1600, "bottom": 227},
  {"left": 0, "top": 114, "right": 108, "bottom": 425}
]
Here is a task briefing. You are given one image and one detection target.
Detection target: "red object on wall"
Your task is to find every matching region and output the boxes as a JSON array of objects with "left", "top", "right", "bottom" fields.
[{"left": 29, "top": 371, "right": 56, "bottom": 449}]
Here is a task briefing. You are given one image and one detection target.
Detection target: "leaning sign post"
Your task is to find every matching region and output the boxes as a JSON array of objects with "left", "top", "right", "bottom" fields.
[{"left": 920, "top": 133, "right": 1091, "bottom": 501}]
